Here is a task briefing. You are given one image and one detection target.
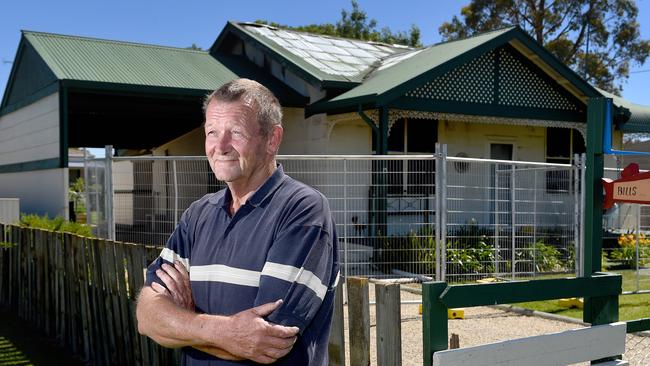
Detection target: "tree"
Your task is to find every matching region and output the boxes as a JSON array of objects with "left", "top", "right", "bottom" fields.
[
  {"left": 439, "top": 0, "right": 650, "bottom": 94},
  {"left": 185, "top": 43, "right": 203, "bottom": 51},
  {"left": 256, "top": 0, "right": 421, "bottom": 47}
]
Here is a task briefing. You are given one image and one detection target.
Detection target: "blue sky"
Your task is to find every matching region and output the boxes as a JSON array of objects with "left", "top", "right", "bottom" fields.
[{"left": 2, "top": 0, "right": 650, "bottom": 105}]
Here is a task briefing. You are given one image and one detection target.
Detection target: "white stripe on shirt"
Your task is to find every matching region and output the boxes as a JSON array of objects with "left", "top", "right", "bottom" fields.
[
  {"left": 262, "top": 262, "right": 328, "bottom": 300},
  {"left": 159, "top": 248, "right": 190, "bottom": 270},
  {"left": 333, "top": 271, "right": 340, "bottom": 287},
  {"left": 190, "top": 264, "right": 261, "bottom": 287}
]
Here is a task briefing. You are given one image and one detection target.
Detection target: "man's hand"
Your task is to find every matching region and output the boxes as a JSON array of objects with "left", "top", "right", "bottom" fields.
[
  {"left": 151, "top": 260, "right": 194, "bottom": 311},
  {"left": 149, "top": 262, "right": 297, "bottom": 363},
  {"left": 218, "top": 300, "right": 299, "bottom": 364}
]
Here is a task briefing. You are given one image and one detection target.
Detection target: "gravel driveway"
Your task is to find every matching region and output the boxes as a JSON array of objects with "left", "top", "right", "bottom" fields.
[{"left": 339, "top": 284, "right": 649, "bottom": 366}]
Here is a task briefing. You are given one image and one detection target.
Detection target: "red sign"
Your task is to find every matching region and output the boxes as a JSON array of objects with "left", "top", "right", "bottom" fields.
[{"left": 602, "top": 163, "right": 650, "bottom": 209}]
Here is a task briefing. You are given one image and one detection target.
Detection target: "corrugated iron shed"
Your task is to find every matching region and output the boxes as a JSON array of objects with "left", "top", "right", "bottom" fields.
[{"left": 24, "top": 30, "right": 237, "bottom": 90}]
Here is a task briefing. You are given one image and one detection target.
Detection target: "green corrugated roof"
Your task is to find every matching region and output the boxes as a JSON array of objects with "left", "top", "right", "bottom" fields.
[
  {"left": 23, "top": 30, "right": 238, "bottom": 90},
  {"left": 597, "top": 88, "right": 650, "bottom": 132},
  {"left": 216, "top": 22, "right": 414, "bottom": 86},
  {"left": 325, "top": 27, "right": 515, "bottom": 106}
]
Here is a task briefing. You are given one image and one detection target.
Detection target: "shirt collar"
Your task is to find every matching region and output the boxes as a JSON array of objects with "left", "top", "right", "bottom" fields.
[{"left": 208, "top": 164, "right": 287, "bottom": 208}]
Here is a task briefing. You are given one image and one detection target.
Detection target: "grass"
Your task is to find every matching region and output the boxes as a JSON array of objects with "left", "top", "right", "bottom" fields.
[
  {"left": 0, "top": 337, "right": 31, "bottom": 365},
  {"left": 514, "top": 269, "right": 650, "bottom": 321},
  {"left": 0, "top": 308, "right": 82, "bottom": 366}
]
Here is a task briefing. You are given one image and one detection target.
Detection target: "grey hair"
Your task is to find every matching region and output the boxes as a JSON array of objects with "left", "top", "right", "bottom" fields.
[{"left": 203, "top": 78, "right": 282, "bottom": 136}]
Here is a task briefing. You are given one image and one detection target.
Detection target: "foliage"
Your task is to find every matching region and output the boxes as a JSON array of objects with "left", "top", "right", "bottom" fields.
[
  {"left": 375, "top": 227, "right": 436, "bottom": 276},
  {"left": 447, "top": 238, "right": 496, "bottom": 275},
  {"left": 439, "top": 0, "right": 650, "bottom": 94},
  {"left": 68, "top": 177, "right": 86, "bottom": 214},
  {"left": 185, "top": 43, "right": 203, "bottom": 51},
  {"left": 618, "top": 233, "right": 650, "bottom": 247},
  {"left": 606, "top": 233, "right": 650, "bottom": 268},
  {"left": 532, "top": 241, "right": 562, "bottom": 272},
  {"left": 373, "top": 225, "right": 573, "bottom": 277},
  {"left": 610, "top": 245, "right": 650, "bottom": 269},
  {"left": 411, "top": 226, "right": 437, "bottom": 275},
  {"left": 20, "top": 214, "right": 93, "bottom": 237},
  {"left": 256, "top": 1, "right": 421, "bottom": 47}
]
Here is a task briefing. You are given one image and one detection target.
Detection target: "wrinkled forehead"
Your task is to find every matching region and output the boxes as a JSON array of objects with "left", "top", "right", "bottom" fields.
[{"left": 204, "top": 98, "right": 259, "bottom": 127}]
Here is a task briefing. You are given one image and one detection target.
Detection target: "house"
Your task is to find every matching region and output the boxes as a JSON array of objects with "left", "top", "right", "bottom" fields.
[{"left": 1, "top": 22, "right": 649, "bottom": 225}]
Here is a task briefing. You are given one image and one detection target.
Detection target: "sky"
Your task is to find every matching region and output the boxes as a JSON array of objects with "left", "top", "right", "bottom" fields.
[{"left": 2, "top": 0, "right": 650, "bottom": 107}]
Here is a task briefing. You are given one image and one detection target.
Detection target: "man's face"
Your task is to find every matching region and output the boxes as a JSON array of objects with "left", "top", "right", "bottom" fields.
[{"left": 204, "top": 99, "right": 269, "bottom": 184}]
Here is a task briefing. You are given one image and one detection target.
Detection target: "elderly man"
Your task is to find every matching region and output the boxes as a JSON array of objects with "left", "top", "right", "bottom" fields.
[{"left": 136, "top": 78, "right": 339, "bottom": 365}]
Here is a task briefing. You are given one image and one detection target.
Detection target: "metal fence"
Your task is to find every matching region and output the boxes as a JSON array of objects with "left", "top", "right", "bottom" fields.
[
  {"left": 85, "top": 146, "right": 585, "bottom": 283},
  {"left": 444, "top": 155, "right": 582, "bottom": 282}
]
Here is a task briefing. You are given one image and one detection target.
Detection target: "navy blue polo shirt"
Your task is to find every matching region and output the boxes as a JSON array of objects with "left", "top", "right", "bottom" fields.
[{"left": 145, "top": 165, "right": 339, "bottom": 365}]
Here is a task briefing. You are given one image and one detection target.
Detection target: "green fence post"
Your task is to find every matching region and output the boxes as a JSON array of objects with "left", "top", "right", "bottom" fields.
[
  {"left": 583, "top": 97, "right": 606, "bottom": 278},
  {"left": 584, "top": 97, "right": 613, "bottom": 327},
  {"left": 423, "top": 282, "right": 448, "bottom": 366}
]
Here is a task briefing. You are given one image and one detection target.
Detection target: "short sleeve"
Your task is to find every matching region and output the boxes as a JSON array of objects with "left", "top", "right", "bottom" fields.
[
  {"left": 254, "top": 194, "right": 339, "bottom": 332},
  {"left": 145, "top": 208, "right": 193, "bottom": 288}
]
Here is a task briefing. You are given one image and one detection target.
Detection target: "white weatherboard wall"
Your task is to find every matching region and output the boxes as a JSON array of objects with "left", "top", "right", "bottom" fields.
[
  {"left": 0, "top": 168, "right": 68, "bottom": 217},
  {"left": 0, "top": 92, "right": 67, "bottom": 218},
  {"left": 0, "top": 93, "right": 60, "bottom": 165},
  {"left": 0, "top": 198, "right": 19, "bottom": 224}
]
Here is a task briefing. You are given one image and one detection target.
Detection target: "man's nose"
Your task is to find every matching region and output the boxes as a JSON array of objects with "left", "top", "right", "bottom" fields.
[{"left": 214, "top": 133, "right": 231, "bottom": 154}]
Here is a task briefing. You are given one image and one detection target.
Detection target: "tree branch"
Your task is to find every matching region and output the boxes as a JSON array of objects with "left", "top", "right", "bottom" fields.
[
  {"left": 544, "top": 2, "right": 578, "bottom": 37},
  {"left": 568, "top": 0, "right": 594, "bottom": 60}
]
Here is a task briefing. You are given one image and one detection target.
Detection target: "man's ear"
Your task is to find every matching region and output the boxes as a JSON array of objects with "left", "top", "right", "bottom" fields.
[{"left": 267, "top": 125, "right": 283, "bottom": 155}]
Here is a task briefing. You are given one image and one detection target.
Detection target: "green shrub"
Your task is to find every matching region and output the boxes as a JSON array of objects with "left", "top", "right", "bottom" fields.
[
  {"left": 532, "top": 241, "right": 562, "bottom": 272},
  {"left": 447, "top": 238, "right": 496, "bottom": 275},
  {"left": 610, "top": 246, "right": 650, "bottom": 269},
  {"left": 69, "top": 177, "right": 86, "bottom": 214},
  {"left": 20, "top": 213, "right": 93, "bottom": 237},
  {"left": 372, "top": 225, "right": 573, "bottom": 277},
  {"left": 373, "top": 226, "right": 437, "bottom": 276}
]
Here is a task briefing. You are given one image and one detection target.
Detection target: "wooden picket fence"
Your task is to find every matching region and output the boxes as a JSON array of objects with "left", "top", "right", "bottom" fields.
[
  {"left": 0, "top": 224, "right": 408, "bottom": 366},
  {"left": 0, "top": 223, "right": 179, "bottom": 365}
]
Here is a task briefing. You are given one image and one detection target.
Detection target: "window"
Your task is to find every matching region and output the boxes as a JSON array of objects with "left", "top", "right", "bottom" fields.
[
  {"left": 545, "top": 128, "right": 584, "bottom": 193},
  {"left": 384, "top": 118, "right": 437, "bottom": 195}
]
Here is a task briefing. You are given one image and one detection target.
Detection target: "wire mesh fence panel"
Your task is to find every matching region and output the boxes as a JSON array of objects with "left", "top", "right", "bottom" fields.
[
  {"left": 111, "top": 157, "right": 224, "bottom": 245},
  {"left": 444, "top": 158, "right": 578, "bottom": 283},
  {"left": 280, "top": 156, "right": 437, "bottom": 279},
  {"left": 625, "top": 333, "right": 650, "bottom": 366},
  {"left": 86, "top": 153, "right": 587, "bottom": 281},
  {"left": 85, "top": 159, "right": 108, "bottom": 239}
]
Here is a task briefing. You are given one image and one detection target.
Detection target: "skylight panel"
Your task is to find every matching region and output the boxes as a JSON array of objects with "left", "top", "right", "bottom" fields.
[
  {"left": 320, "top": 60, "right": 359, "bottom": 73},
  {"left": 285, "top": 47, "right": 311, "bottom": 59},
  {"left": 354, "top": 42, "right": 380, "bottom": 51},
  {"left": 314, "top": 43, "right": 350, "bottom": 56},
  {"left": 299, "top": 34, "right": 330, "bottom": 45},
  {"left": 336, "top": 54, "right": 370, "bottom": 65},
  {"left": 276, "top": 30, "right": 300, "bottom": 40},
  {"left": 310, "top": 50, "right": 339, "bottom": 62},
  {"left": 345, "top": 47, "right": 377, "bottom": 58}
]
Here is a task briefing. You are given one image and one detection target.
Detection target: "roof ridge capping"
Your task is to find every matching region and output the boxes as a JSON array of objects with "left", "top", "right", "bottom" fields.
[
  {"left": 359, "top": 26, "right": 517, "bottom": 81},
  {"left": 21, "top": 30, "right": 209, "bottom": 54},
  {"left": 236, "top": 21, "right": 418, "bottom": 50},
  {"left": 428, "top": 25, "right": 517, "bottom": 48}
]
